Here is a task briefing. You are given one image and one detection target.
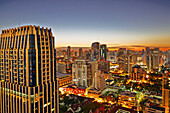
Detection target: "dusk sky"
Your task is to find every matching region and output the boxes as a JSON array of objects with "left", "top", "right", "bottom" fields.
[{"left": 0, "top": 0, "right": 170, "bottom": 49}]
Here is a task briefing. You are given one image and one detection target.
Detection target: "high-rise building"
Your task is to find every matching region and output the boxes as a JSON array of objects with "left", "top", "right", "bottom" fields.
[
  {"left": 79, "top": 48, "right": 83, "bottom": 57},
  {"left": 162, "top": 67, "right": 170, "bottom": 113},
  {"left": 0, "top": 25, "right": 58, "bottom": 113},
  {"left": 67, "top": 46, "right": 71, "bottom": 61},
  {"left": 100, "top": 44, "right": 107, "bottom": 61},
  {"left": 91, "top": 42, "right": 100, "bottom": 61},
  {"left": 146, "top": 47, "right": 150, "bottom": 72},
  {"left": 72, "top": 59, "right": 92, "bottom": 87},
  {"left": 92, "top": 70, "right": 106, "bottom": 91},
  {"left": 128, "top": 55, "right": 133, "bottom": 75},
  {"left": 89, "top": 61, "right": 98, "bottom": 84},
  {"left": 153, "top": 48, "right": 159, "bottom": 71},
  {"left": 131, "top": 65, "right": 146, "bottom": 82},
  {"left": 142, "top": 52, "right": 147, "bottom": 65},
  {"left": 146, "top": 48, "right": 154, "bottom": 73},
  {"left": 117, "top": 48, "right": 126, "bottom": 71}
]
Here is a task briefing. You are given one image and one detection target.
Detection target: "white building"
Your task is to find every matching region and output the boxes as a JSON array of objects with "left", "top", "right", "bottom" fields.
[{"left": 72, "top": 59, "right": 91, "bottom": 87}]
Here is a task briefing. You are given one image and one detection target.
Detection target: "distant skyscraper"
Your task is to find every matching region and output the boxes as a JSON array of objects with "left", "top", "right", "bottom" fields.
[
  {"left": 79, "top": 48, "right": 83, "bottom": 57},
  {"left": 142, "top": 53, "right": 147, "bottom": 65},
  {"left": 100, "top": 44, "right": 107, "bottom": 61},
  {"left": 91, "top": 42, "right": 100, "bottom": 61},
  {"left": 128, "top": 55, "right": 133, "bottom": 75},
  {"left": 75, "top": 51, "right": 78, "bottom": 57},
  {"left": 162, "top": 67, "right": 170, "bottom": 113},
  {"left": 153, "top": 48, "right": 159, "bottom": 71},
  {"left": 0, "top": 25, "right": 58, "bottom": 113},
  {"left": 146, "top": 47, "right": 150, "bottom": 71},
  {"left": 146, "top": 48, "right": 154, "bottom": 73},
  {"left": 67, "top": 46, "right": 71, "bottom": 60},
  {"left": 117, "top": 48, "right": 126, "bottom": 71}
]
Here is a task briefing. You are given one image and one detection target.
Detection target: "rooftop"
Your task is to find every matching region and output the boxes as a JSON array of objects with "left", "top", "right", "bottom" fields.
[
  {"left": 56, "top": 72, "right": 70, "bottom": 78},
  {"left": 120, "top": 91, "right": 137, "bottom": 97}
]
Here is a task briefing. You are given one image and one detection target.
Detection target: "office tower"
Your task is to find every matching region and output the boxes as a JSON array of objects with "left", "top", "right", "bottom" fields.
[
  {"left": 162, "top": 67, "right": 170, "bottom": 113},
  {"left": 0, "top": 25, "right": 58, "bottom": 113},
  {"left": 79, "top": 48, "right": 83, "bottom": 57},
  {"left": 153, "top": 48, "right": 159, "bottom": 71},
  {"left": 67, "top": 46, "right": 71, "bottom": 61},
  {"left": 72, "top": 59, "right": 92, "bottom": 87},
  {"left": 100, "top": 44, "right": 107, "bottom": 61},
  {"left": 91, "top": 42, "right": 100, "bottom": 61},
  {"left": 168, "top": 50, "right": 170, "bottom": 68}
]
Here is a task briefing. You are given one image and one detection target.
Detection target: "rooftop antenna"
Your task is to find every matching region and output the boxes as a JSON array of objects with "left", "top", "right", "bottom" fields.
[{"left": 19, "top": 21, "right": 20, "bottom": 26}]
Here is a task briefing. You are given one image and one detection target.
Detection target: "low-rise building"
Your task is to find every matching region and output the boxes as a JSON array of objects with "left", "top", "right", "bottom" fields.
[
  {"left": 145, "top": 105, "right": 165, "bottom": 113},
  {"left": 57, "top": 72, "right": 72, "bottom": 87},
  {"left": 131, "top": 64, "right": 147, "bottom": 82},
  {"left": 56, "top": 62, "right": 67, "bottom": 73},
  {"left": 108, "top": 105, "right": 137, "bottom": 113},
  {"left": 118, "top": 91, "right": 137, "bottom": 108}
]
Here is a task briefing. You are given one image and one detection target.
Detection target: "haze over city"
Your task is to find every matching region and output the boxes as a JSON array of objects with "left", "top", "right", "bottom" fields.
[{"left": 0, "top": 0, "right": 170, "bottom": 50}]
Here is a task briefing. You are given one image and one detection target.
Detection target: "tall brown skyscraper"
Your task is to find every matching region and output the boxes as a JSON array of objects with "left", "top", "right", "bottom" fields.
[
  {"left": 0, "top": 25, "right": 58, "bottom": 113},
  {"left": 67, "top": 46, "right": 71, "bottom": 61}
]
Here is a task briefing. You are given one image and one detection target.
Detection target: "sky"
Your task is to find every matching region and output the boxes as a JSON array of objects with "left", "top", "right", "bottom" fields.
[{"left": 0, "top": 0, "right": 170, "bottom": 49}]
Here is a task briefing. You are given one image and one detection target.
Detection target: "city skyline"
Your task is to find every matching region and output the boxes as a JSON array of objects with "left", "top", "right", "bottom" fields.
[
  {"left": 1, "top": 0, "right": 170, "bottom": 113},
  {"left": 0, "top": 0, "right": 170, "bottom": 49}
]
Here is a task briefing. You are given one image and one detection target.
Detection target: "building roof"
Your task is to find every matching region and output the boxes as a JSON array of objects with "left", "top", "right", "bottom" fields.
[
  {"left": 108, "top": 105, "right": 137, "bottom": 113},
  {"left": 120, "top": 91, "right": 137, "bottom": 97},
  {"left": 133, "top": 65, "right": 141, "bottom": 68},
  {"left": 106, "top": 79, "right": 113, "bottom": 82},
  {"left": 146, "top": 105, "right": 165, "bottom": 111},
  {"left": 56, "top": 72, "right": 70, "bottom": 78}
]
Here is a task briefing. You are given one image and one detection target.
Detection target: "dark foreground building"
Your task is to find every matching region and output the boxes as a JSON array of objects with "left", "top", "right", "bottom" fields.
[{"left": 0, "top": 25, "right": 59, "bottom": 113}]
